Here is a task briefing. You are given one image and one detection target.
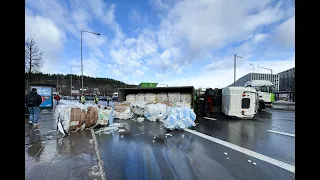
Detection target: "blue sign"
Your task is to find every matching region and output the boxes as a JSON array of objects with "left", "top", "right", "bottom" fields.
[{"left": 31, "top": 86, "right": 53, "bottom": 108}]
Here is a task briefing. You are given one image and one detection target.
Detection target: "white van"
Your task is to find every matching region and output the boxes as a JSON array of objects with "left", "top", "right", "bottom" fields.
[{"left": 221, "top": 87, "right": 259, "bottom": 119}]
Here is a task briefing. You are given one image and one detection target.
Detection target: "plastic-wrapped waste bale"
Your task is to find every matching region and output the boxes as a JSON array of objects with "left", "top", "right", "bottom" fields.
[
  {"left": 145, "top": 93, "right": 157, "bottom": 103},
  {"left": 157, "top": 93, "right": 168, "bottom": 103},
  {"left": 131, "top": 101, "right": 147, "bottom": 116},
  {"left": 168, "top": 92, "right": 181, "bottom": 104},
  {"left": 180, "top": 93, "right": 192, "bottom": 108},
  {"left": 96, "top": 107, "right": 113, "bottom": 126},
  {"left": 113, "top": 102, "right": 133, "bottom": 120},
  {"left": 174, "top": 102, "right": 192, "bottom": 108},
  {"left": 54, "top": 104, "right": 99, "bottom": 133},
  {"left": 126, "top": 94, "right": 136, "bottom": 103},
  {"left": 136, "top": 93, "right": 146, "bottom": 102},
  {"left": 163, "top": 107, "right": 196, "bottom": 130},
  {"left": 144, "top": 103, "right": 168, "bottom": 121}
]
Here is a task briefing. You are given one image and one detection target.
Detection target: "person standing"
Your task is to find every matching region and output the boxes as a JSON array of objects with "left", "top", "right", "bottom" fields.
[
  {"left": 94, "top": 95, "right": 99, "bottom": 104},
  {"left": 106, "top": 96, "right": 111, "bottom": 106},
  {"left": 81, "top": 94, "right": 86, "bottom": 104},
  {"left": 53, "top": 94, "right": 61, "bottom": 106},
  {"left": 25, "top": 88, "right": 42, "bottom": 126}
]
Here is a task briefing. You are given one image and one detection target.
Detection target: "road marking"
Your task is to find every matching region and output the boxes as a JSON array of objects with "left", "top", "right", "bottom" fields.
[
  {"left": 91, "top": 129, "right": 106, "bottom": 180},
  {"left": 267, "top": 130, "right": 295, "bottom": 137},
  {"left": 184, "top": 129, "right": 295, "bottom": 173},
  {"left": 204, "top": 117, "right": 217, "bottom": 121}
]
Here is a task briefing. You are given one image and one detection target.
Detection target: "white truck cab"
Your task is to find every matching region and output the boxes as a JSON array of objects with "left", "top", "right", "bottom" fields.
[
  {"left": 221, "top": 87, "right": 259, "bottom": 119},
  {"left": 244, "top": 80, "right": 275, "bottom": 111}
]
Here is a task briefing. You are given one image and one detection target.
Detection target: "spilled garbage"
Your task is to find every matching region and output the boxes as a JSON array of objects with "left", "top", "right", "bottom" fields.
[{"left": 55, "top": 92, "right": 197, "bottom": 137}]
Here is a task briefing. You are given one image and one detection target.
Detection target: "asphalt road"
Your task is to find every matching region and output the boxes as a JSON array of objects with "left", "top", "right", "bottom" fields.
[
  {"left": 194, "top": 109, "right": 295, "bottom": 166},
  {"left": 95, "top": 109, "right": 295, "bottom": 180}
]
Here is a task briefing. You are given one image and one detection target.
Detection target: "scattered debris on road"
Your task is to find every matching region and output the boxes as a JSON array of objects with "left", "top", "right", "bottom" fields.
[
  {"left": 88, "top": 165, "right": 101, "bottom": 177},
  {"left": 137, "top": 117, "right": 145, "bottom": 122},
  {"left": 204, "top": 117, "right": 217, "bottom": 121},
  {"left": 118, "top": 129, "right": 125, "bottom": 133}
]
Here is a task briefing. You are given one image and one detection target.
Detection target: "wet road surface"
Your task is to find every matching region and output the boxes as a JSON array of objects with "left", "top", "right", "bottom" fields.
[
  {"left": 194, "top": 109, "right": 295, "bottom": 166},
  {"left": 25, "top": 109, "right": 102, "bottom": 180},
  {"left": 95, "top": 116, "right": 294, "bottom": 180}
]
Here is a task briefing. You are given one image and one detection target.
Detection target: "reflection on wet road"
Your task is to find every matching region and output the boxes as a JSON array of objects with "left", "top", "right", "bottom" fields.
[
  {"left": 25, "top": 109, "right": 102, "bottom": 180},
  {"left": 95, "top": 111, "right": 295, "bottom": 180}
]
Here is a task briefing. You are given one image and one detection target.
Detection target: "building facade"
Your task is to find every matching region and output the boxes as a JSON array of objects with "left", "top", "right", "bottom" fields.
[
  {"left": 229, "top": 73, "right": 280, "bottom": 91},
  {"left": 278, "top": 67, "right": 295, "bottom": 91}
]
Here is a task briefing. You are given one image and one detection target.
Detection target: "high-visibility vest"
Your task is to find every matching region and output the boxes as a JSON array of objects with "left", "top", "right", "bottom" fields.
[
  {"left": 95, "top": 97, "right": 99, "bottom": 102},
  {"left": 81, "top": 96, "right": 85, "bottom": 102}
]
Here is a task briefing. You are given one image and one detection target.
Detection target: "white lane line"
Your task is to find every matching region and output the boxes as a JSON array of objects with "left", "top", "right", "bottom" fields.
[
  {"left": 267, "top": 130, "right": 295, "bottom": 137},
  {"left": 184, "top": 129, "right": 295, "bottom": 173},
  {"left": 204, "top": 117, "right": 217, "bottom": 121}
]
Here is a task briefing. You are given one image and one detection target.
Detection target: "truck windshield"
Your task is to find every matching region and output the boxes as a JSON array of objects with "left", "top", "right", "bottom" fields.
[{"left": 261, "top": 86, "right": 269, "bottom": 93}]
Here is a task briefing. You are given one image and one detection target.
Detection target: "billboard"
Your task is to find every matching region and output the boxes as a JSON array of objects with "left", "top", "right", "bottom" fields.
[{"left": 30, "top": 86, "right": 53, "bottom": 108}]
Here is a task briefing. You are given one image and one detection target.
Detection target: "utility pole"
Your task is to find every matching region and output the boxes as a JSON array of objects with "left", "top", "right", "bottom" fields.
[
  {"left": 81, "top": 30, "right": 100, "bottom": 96},
  {"left": 234, "top": 54, "right": 242, "bottom": 86}
]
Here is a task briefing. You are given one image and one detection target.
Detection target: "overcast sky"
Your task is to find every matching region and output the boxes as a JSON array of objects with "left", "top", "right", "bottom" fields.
[{"left": 25, "top": 0, "right": 295, "bottom": 88}]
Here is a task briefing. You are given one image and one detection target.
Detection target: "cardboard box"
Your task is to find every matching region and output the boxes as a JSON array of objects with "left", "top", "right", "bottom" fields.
[
  {"left": 85, "top": 107, "right": 98, "bottom": 128},
  {"left": 69, "top": 108, "right": 82, "bottom": 131}
]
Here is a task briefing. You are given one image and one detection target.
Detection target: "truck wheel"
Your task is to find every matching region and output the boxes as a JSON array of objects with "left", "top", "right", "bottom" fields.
[{"left": 258, "top": 102, "right": 263, "bottom": 111}]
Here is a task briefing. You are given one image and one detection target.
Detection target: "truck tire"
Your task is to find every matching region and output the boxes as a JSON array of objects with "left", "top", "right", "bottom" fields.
[{"left": 258, "top": 102, "right": 264, "bottom": 111}]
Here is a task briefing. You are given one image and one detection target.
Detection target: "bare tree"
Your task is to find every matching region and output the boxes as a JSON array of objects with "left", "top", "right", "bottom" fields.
[{"left": 25, "top": 38, "right": 43, "bottom": 83}]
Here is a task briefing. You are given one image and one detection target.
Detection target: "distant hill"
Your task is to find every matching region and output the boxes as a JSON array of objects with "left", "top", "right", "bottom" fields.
[{"left": 25, "top": 73, "right": 137, "bottom": 95}]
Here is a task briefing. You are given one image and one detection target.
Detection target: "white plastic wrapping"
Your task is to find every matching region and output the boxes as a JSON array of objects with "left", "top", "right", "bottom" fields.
[
  {"left": 180, "top": 93, "right": 192, "bottom": 105},
  {"left": 157, "top": 93, "right": 168, "bottom": 103},
  {"left": 168, "top": 92, "right": 181, "bottom": 104},
  {"left": 54, "top": 103, "right": 94, "bottom": 133},
  {"left": 163, "top": 107, "right": 196, "bottom": 130},
  {"left": 136, "top": 93, "right": 146, "bottom": 102},
  {"left": 144, "top": 103, "right": 168, "bottom": 121},
  {"left": 174, "top": 102, "right": 192, "bottom": 108},
  {"left": 137, "top": 117, "right": 145, "bottom": 123},
  {"left": 145, "top": 93, "right": 157, "bottom": 103},
  {"left": 113, "top": 102, "right": 133, "bottom": 120},
  {"left": 126, "top": 94, "right": 136, "bottom": 103},
  {"left": 131, "top": 101, "right": 147, "bottom": 116},
  {"left": 113, "top": 107, "right": 133, "bottom": 120},
  {"left": 96, "top": 107, "right": 113, "bottom": 126}
]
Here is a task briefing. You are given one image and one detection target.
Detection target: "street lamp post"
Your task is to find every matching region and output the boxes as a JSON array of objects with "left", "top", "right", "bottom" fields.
[
  {"left": 250, "top": 63, "right": 255, "bottom": 73},
  {"left": 257, "top": 66, "right": 273, "bottom": 85},
  {"left": 234, "top": 54, "right": 242, "bottom": 86},
  {"left": 71, "top": 65, "right": 80, "bottom": 100},
  {"left": 81, "top": 30, "right": 100, "bottom": 96},
  {"left": 184, "top": 77, "right": 188, "bottom": 86}
]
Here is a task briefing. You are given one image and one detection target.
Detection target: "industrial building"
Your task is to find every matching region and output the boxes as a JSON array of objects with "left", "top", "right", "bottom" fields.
[
  {"left": 229, "top": 73, "right": 280, "bottom": 91},
  {"left": 278, "top": 67, "right": 295, "bottom": 91}
]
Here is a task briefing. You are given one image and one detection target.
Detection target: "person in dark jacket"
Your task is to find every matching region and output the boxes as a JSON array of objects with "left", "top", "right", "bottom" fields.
[{"left": 25, "top": 88, "right": 42, "bottom": 126}]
